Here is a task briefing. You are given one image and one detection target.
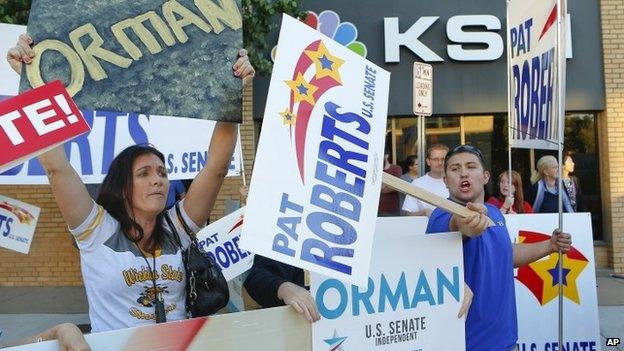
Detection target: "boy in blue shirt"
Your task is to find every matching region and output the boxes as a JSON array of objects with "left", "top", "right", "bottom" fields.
[{"left": 426, "top": 145, "right": 572, "bottom": 351}]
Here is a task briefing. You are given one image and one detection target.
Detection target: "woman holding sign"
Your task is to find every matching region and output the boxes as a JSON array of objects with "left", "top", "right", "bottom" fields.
[{"left": 8, "top": 34, "right": 254, "bottom": 332}]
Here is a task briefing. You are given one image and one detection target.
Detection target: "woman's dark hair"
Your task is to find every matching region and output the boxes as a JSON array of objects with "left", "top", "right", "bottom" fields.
[{"left": 96, "top": 144, "right": 167, "bottom": 252}]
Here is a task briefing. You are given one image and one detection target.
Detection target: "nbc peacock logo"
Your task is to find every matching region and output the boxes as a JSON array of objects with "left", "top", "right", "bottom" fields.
[{"left": 271, "top": 10, "right": 368, "bottom": 62}]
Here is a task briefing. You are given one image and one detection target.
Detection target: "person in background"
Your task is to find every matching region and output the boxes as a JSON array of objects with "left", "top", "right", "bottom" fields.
[
  {"left": 378, "top": 151, "right": 402, "bottom": 216},
  {"left": 527, "top": 155, "right": 574, "bottom": 213},
  {"left": 165, "top": 179, "right": 186, "bottom": 209},
  {"left": 426, "top": 144, "right": 572, "bottom": 351},
  {"left": 487, "top": 170, "right": 533, "bottom": 214},
  {"left": 562, "top": 152, "right": 584, "bottom": 212},
  {"left": 402, "top": 144, "right": 449, "bottom": 217},
  {"left": 399, "top": 155, "right": 419, "bottom": 214},
  {"left": 1, "top": 323, "right": 89, "bottom": 350}
]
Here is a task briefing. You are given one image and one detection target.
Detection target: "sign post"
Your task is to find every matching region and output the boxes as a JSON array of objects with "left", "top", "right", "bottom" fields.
[{"left": 413, "top": 62, "right": 433, "bottom": 176}]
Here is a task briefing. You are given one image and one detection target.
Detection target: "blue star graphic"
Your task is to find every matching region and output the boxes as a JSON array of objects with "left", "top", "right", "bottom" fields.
[
  {"left": 548, "top": 259, "right": 571, "bottom": 286},
  {"left": 319, "top": 55, "right": 334, "bottom": 70},
  {"left": 323, "top": 329, "right": 347, "bottom": 351},
  {"left": 297, "top": 84, "right": 308, "bottom": 95}
]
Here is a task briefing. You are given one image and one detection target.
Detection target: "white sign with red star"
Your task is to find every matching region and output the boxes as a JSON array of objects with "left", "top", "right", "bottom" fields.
[{"left": 506, "top": 213, "right": 600, "bottom": 350}]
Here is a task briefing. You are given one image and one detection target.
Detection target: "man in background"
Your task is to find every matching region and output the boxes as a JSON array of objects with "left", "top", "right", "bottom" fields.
[{"left": 403, "top": 144, "right": 449, "bottom": 216}]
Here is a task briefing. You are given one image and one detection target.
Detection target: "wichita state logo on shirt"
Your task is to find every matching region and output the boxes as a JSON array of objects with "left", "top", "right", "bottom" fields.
[{"left": 122, "top": 264, "right": 184, "bottom": 321}]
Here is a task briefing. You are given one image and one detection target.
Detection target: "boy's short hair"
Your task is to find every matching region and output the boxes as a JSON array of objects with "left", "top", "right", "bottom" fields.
[{"left": 444, "top": 144, "right": 486, "bottom": 171}]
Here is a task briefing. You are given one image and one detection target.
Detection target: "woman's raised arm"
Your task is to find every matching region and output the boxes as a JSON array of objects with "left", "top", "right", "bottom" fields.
[
  {"left": 183, "top": 49, "right": 254, "bottom": 225},
  {"left": 7, "top": 34, "right": 93, "bottom": 229}
]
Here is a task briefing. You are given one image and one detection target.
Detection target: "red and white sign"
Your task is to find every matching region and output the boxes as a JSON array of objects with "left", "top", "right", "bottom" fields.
[
  {"left": 413, "top": 62, "right": 433, "bottom": 116},
  {"left": 0, "top": 194, "right": 40, "bottom": 254},
  {"left": 0, "top": 80, "right": 90, "bottom": 172}
]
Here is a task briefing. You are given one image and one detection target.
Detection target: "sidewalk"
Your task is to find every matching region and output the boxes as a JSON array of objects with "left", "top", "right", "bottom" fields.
[
  {"left": 0, "top": 269, "right": 622, "bottom": 349},
  {"left": 597, "top": 269, "right": 624, "bottom": 350}
]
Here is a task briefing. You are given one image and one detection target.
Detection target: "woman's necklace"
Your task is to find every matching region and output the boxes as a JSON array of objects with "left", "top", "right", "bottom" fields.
[{"left": 134, "top": 243, "right": 167, "bottom": 323}]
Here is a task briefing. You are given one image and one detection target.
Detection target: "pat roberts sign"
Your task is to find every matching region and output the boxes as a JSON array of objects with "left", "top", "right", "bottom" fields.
[
  {"left": 241, "top": 15, "right": 390, "bottom": 286},
  {"left": 20, "top": 0, "right": 243, "bottom": 122}
]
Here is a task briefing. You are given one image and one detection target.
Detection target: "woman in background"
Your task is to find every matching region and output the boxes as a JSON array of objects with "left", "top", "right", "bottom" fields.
[
  {"left": 487, "top": 170, "right": 533, "bottom": 214},
  {"left": 562, "top": 153, "right": 584, "bottom": 212},
  {"left": 526, "top": 155, "right": 574, "bottom": 213}
]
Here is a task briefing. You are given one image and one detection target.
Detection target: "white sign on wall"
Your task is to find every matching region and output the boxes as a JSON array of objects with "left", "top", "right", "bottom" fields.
[{"left": 413, "top": 62, "right": 433, "bottom": 116}]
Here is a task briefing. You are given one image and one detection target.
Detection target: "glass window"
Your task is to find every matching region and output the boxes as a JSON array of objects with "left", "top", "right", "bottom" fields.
[{"left": 389, "top": 113, "right": 603, "bottom": 240}]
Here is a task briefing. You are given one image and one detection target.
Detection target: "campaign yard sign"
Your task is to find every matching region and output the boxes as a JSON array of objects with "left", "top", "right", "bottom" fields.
[
  {"left": 240, "top": 14, "right": 390, "bottom": 286},
  {"left": 195, "top": 207, "right": 252, "bottom": 281},
  {"left": 0, "top": 80, "right": 90, "bottom": 173},
  {"left": 21, "top": 0, "right": 243, "bottom": 122},
  {"left": 508, "top": 0, "right": 566, "bottom": 150},
  {"left": 311, "top": 217, "right": 465, "bottom": 351},
  {"left": 506, "top": 213, "right": 600, "bottom": 351},
  {"left": 0, "top": 195, "right": 41, "bottom": 254}
]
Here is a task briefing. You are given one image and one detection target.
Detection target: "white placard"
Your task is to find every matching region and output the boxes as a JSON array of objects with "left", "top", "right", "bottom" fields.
[
  {"left": 311, "top": 216, "right": 465, "bottom": 351},
  {"left": 506, "top": 213, "right": 600, "bottom": 350},
  {"left": 241, "top": 14, "right": 390, "bottom": 285},
  {"left": 195, "top": 207, "right": 252, "bottom": 282},
  {"left": 508, "top": 0, "right": 566, "bottom": 150},
  {"left": 0, "top": 195, "right": 41, "bottom": 254}
]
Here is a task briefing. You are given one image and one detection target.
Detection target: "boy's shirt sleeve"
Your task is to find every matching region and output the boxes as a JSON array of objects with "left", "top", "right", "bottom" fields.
[{"left": 426, "top": 208, "right": 452, "bottom": 234}]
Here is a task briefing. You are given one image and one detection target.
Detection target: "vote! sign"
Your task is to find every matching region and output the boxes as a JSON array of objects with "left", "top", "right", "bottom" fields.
[
  {"left": 0, "top": 80, "right": 90, "bottom": 172},
  {"left": 240, "top": 14, "right": 390, "bottom": 286},
  {"left": 507, "top": 0, "right": 566, "bottom": 150}
]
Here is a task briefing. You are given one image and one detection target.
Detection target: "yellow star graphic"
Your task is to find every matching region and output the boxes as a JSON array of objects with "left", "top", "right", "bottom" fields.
[
  {"left": 529, "top": 253, "right": 588, "bottom": 305},
  {"left": 305, "top": 41, "right": 344, "bottom": 84},
  {"left": 284, "top": 73, "right": 318, "bottom": 105},
  {"left": 278, "top": 107, "right": 297, "bottom": 126}
]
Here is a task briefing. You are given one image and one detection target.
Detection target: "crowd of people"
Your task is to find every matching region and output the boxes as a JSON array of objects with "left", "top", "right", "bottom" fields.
[
  {"left": 380, "top": 144, "right": 584, "bottom": 217},
  {"left": 6, "top": 31, "right": 576, "bottom": 351}
]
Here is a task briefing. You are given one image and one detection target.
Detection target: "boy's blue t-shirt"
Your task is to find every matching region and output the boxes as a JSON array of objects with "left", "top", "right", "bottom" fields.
[{"left": 426, "top": 203, "right": 518, "bottom": 351}]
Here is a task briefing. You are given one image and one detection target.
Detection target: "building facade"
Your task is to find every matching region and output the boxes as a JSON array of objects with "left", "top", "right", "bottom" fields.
[{"left": 252, "top": 0, "right": 620, "bottom": 271}]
